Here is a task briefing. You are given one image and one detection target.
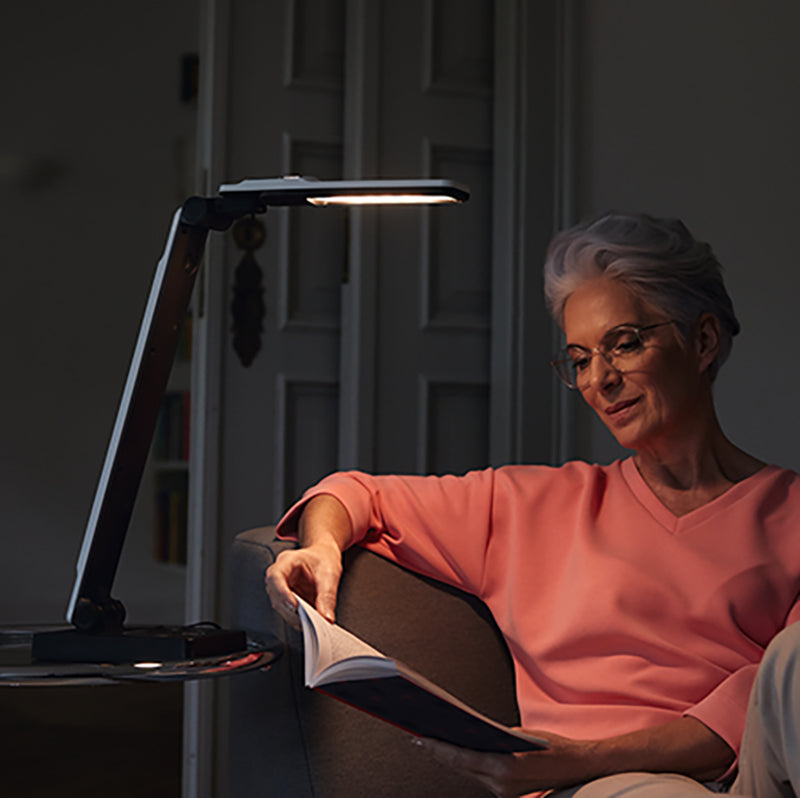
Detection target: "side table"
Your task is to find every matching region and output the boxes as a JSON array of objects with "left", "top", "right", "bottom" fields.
[{"left": 0, "top": 626, "right": 280, "bottom": 687}]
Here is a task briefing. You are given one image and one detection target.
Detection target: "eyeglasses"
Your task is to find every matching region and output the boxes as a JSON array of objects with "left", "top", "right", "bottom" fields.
[{"left": 551, "top": 321, "right": 676, "bottom": 390}]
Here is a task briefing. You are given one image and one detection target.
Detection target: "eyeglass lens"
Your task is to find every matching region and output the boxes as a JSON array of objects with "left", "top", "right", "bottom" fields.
[{"left": 554, "top": 326, "right": 647, "bottom": 389}]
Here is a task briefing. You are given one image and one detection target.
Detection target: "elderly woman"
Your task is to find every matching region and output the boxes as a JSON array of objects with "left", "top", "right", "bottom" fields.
[{"left": 266, "top": 212, "right": 800, "bottom": 797}]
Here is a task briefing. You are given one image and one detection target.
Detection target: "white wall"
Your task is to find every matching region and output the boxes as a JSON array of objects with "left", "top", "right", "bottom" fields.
[
  {"left": 574, "top": 0, "right": 800, "bottom": 471},
  {"left": 0, "top": 1, "right": 198, "bottom": 623}
]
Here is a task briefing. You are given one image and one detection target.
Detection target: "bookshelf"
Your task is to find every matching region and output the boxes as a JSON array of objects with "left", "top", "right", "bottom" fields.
[{"left": 151, "top": 312, "right": 193, "bottom": 565}]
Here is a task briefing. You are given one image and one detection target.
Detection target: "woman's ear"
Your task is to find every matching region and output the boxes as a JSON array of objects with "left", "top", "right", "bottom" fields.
[{"left": 694, "top": 313, "right": 721, "bottom": 374}]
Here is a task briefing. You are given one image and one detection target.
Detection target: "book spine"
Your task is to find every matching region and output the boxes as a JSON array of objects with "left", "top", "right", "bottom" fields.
[{"left": 154, "top": 390, "right": 191, "bottom": 463}]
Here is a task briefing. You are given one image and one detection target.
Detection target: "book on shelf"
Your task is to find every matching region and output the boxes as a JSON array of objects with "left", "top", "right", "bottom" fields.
[
  {"left": 294, "top": 594, "right": 547, "bottom": 753},
  {"left": 154, "top": 390, "right": 191, "bottom": 462},
  {"left": 154, "top": 471, "right": 188, "bottom": 564}
]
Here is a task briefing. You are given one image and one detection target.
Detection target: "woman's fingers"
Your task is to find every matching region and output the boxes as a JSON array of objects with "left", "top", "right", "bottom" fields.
[{"left": 264, "top": 544, "right": 343, "bottom": 628}]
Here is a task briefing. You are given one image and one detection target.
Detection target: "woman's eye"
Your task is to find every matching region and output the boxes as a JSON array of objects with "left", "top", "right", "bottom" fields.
[
  {"left": 611, "top": 335, "right": 641, "bottom": 354},
  {"left": 572, "top": 356, "right": 590, "bottom": 371}
]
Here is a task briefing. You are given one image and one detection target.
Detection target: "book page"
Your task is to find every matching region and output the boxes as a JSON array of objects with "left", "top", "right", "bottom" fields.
[{"left": 295, "top": 594, "right": 395, "bottom": 685}]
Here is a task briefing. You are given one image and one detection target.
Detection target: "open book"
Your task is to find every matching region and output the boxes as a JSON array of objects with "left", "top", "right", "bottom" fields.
[{"left": 295, "top": 594, "right": 547, "bottom": 753}]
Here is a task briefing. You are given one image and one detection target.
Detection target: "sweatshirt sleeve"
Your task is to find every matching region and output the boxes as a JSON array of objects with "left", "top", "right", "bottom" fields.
[
  {"left": 275, "top": 468, "right": 498, "bottom": 595},
  {"left": 685, "top": 596, "right": 800, "bottom": 776},
  {"left": 684, "top": 663, "right": 757, "bottom": 763}
]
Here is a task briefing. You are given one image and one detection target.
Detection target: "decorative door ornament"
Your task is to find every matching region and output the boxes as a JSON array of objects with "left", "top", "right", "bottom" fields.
[{"left": 230, "top": 216, "right": 266, "bottom": 367}]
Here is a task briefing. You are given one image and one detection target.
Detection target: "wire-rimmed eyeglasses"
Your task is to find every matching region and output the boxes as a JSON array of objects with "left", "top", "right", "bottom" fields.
[{"left": 551, "top": 321, "right": 677, "bottom": 390}]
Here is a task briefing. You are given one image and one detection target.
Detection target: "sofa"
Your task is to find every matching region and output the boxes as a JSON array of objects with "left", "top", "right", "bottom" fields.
[{"left": 229, "top": 526, "right": 521, "bottom": 797}]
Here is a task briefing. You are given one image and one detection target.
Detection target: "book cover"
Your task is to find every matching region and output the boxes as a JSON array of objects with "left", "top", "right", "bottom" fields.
[{"left": 295, "top": 595, "right": 547, "bottom": 753}]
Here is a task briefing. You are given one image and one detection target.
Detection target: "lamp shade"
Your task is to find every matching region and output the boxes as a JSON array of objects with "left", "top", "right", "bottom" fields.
[{"left": 218, "top": 175, "right": 470, "bottom": 206}]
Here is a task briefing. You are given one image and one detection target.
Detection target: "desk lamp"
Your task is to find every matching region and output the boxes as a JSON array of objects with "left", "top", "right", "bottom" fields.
[{"left": 31, "top": 176, "right": 469, "bottom": 664}]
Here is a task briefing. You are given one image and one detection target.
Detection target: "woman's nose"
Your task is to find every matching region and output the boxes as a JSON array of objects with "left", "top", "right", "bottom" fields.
[{"left": 589, "top": 350, "right": 622, "bottom": 391}]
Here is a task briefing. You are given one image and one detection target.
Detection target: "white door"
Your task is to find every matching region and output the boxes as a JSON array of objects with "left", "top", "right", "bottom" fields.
[
  {"left": 212, "top": 0, "right": 516, "bottom": 534},
  {"left": 191, "top": 0, "right": 564, "bottom": 626},
  {"left": 188, "top": 0, "right": 563, "bottom": 794}
]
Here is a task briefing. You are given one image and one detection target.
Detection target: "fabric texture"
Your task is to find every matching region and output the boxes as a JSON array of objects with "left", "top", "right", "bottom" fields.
[
  {"left": 550, "top": 772, "right": 725, "bottom": 798},
  {"left": 277, "top": 458, "right": 800, "bottom": 766},
  {"left": 731, "top": 621, "right": 800, "bottom": 796},
  {"left": 547, "top": 624, "right": 800, "bottom": 798}
]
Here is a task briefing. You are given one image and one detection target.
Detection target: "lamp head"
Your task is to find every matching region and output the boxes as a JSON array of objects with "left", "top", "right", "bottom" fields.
[{"left": 217, "top": 175, "right": 470, "bottom": 207}]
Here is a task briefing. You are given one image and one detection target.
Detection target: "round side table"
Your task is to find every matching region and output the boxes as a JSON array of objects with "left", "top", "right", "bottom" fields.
[{"left": 0, "top": 626, "right": 280, "bottom": 686}]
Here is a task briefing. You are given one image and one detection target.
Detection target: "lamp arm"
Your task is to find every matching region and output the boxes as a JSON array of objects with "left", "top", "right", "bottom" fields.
[{"left": 180, "top": 194, "right": 269, "bottom": 230}]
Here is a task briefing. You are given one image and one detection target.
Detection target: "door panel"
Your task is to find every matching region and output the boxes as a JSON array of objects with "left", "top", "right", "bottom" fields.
[{"left": 372, "top": 0, "right": 495, "bottom": 475}]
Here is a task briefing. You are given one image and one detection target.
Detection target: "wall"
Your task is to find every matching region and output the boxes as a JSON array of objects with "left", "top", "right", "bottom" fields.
[
  {"left": 572, "top": 0, "right": 800, "bottom": 470},
  {"left": 0, "top": 1, "right": 198, "bottom": 624}
]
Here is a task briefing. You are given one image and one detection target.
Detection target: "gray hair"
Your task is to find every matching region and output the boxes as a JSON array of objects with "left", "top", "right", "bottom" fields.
[{"left": 543, "top": 211, "right": 740, "bottom": 381}]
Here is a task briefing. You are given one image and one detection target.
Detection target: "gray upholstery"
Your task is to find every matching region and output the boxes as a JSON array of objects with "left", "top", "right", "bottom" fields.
[{"left": 229, "top": 526, "right": 520, "bottom": 797}]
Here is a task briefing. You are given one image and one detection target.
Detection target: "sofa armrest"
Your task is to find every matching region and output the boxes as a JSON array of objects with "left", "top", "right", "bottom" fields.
[
  {"left": 229, "top": 526, "right": 295, "bottom": 647},
  {"left": 229, "top": 526, "right": 517, "bottom": 797}
]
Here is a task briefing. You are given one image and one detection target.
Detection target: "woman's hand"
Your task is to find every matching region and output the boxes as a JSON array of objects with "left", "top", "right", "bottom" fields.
[
  {"left": 265, "top": 494, "right": 352, "bottom": 628},
  {"left": 413, "top": 732, "right": 596, "bottom": 797},
  {"left": 265, "top": 539, "right": 343, "bottom": 629},
  {"left": 413, "top": 716, "right": 734, "bottom": 797}
]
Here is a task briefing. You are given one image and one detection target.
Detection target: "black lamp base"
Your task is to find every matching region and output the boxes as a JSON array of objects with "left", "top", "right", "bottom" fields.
[{"left": 30, "top": 625, "right": 248, "bottom": 664}]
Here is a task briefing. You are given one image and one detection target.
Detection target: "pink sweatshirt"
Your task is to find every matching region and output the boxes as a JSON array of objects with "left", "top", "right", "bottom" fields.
[{"left": 277, "top": 458, "right": 800, "bottom": 758}]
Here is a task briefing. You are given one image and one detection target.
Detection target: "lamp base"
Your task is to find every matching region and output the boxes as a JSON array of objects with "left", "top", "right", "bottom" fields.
[{"left": 30, "top": 625, "right": 248, "bottom": 664}]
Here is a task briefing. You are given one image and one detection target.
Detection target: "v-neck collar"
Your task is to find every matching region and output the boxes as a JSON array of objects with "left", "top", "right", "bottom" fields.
[{"left": 619, "top": 456, "right": 780, "bottom": 534}]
